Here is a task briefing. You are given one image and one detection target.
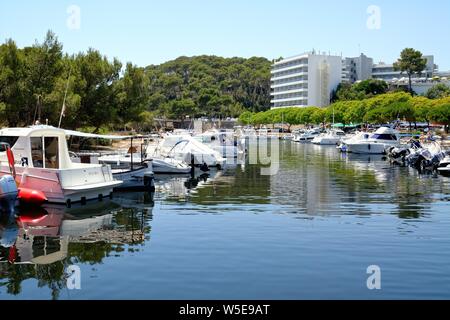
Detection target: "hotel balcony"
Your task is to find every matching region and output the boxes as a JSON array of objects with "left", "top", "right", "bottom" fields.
[
  {"left": 271, "top": 71, "right": 309, "bottom": 81},
  {"left": 271, "top": 63, "right": 309, "bottom": 74},
  {"left": 271, "top": 96, "right": 308, "bottom": 104},
  {"left": 272, "top": 88, "right": 308, "bottom": 96},
  {"left": 271, "top": 80, "right": 308, "bottom": 89}
]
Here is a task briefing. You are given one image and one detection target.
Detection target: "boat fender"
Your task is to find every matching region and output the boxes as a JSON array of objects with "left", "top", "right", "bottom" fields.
[
  {"left": 368, "top": 144, "right": 371, "bottom": 151},
  {"left": 18, "top": 188, "right": 47, "bottom": 206}
]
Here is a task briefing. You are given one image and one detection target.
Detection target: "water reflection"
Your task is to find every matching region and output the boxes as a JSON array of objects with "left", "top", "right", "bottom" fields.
[
  {"left": 272, "top": 142, "right": 448, "bottom": 219},
  {"left": 0, "top": 141, "right": 449, "bottom": 299},
  {"left": 0, "top": 196, "right": 153, "bottom": 299}
]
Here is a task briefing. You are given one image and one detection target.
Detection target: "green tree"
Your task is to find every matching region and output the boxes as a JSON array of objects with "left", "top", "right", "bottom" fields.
[
  {"left": 165, "top": 98, "right": 197, "bottom": 120},
  {"left": 115, "top": 63, "right": 149, "bottom": 127},
  {"left": 0, "top": 39, "right": 26, "bottom": 126},
  {"left": 238, "top": 111, "right": 255, "bottom": 125},
  {"left": 411, "top": 96, "right": 433, "bottom": 127},
  {"left": 343, "top": 101, "right": 366, "bottom": 124},
  {"left": 393, "top": 48, "right": 427, "bottom": 93},
  {"left": 426, "top": 83, "right": 450, "bottom": 99},
  {"left": 73, "top": 49, "right": 122, "bottom": 131},
  {"left": 353, "top": 79, "right": 388, "bottom": 96},
  {"left": 332, "top": 79, "right": 388, "bottom": 102},
  {"left": 310, "top": 108, "right": 326, "bottom": 126},
  {"left": 429, "top": 99, "right": 450, "bottom": 133}
]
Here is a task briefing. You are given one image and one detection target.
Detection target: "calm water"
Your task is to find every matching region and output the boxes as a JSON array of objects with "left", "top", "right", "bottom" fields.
[{"left": 1, "top": 141, "right": 450, "bottom": 300}]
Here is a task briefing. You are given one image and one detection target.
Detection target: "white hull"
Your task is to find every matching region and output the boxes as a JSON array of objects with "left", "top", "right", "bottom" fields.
[
  {"left": 312, "top": 137, "right": 341, "bottom": 145},
  {"left": 346, "top": 142, "right": 394, "bottom": 154},
  {"left": 0, "top": 166, "right": 121, "bottom": 204},
  {"left": 438, "top": 166, "right": 450, "bottom": 176},
  {"left": 175, "top": 152, "right": 226, "bottom": 167},
  {"left": 293, "top": 137, "right": 314, "bottom": 142},
  {"left": 152, "top": 158, "right": 191, "bottom": 174},
  {"left": 438, "top": 157, "right": 450, "bottom": 176},
  {"left": 112, "top": 166, "right": 154, "bottom": 190},
  {"left": 146, "top": 135, "right": 226, "bottom": 168},
  {"left": 0, "top": 126, "right": 125, "bottom": 205}
]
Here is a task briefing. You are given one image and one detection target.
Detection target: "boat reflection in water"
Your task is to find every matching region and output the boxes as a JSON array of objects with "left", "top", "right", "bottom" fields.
[
  {"left": 0, "top": 195, "right": 154, "bottom": 299},
  {"left": 154, "top": 168, "right": 231, "bottom": 201},
  {"left": 0, "top": 168, "right": 225, "bottom": 298}
]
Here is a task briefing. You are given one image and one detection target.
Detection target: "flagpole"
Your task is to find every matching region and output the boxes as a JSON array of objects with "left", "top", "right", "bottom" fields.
[{"left": 59, "top": 69, "right": 71, "bottom": 128}]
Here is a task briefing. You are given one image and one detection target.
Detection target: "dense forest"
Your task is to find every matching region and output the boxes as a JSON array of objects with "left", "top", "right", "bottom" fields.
[{"left": 0, "top": 31, "right": 271, "bottom": 131}]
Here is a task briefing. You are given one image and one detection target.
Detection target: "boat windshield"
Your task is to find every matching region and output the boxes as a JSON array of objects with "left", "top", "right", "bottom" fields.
[
  {"left": 0, "top": 136, "right": 20, "bottom": 148},
  {"left": 371, "top": 133, "right": 397, "bottom": 141}
]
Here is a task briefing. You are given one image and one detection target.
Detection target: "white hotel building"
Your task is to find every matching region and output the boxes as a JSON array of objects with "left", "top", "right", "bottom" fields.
[
  {"left": 271, "top": 52, "right": 343, "bottom": 109},
  {"left": 271, "top": 52, "right": 445, "bottom": 109}
]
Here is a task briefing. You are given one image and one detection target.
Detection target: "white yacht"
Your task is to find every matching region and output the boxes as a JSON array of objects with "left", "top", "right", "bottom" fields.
[
  {"left": 99, "top": 152, "right": 191, "bottom": 175},
  {"left": 0, "top": 126, "right": 122, "bottom": 205},
  {"left": 312, "top": 130, "right": 346, "bottom": 145},
  {"left": 145, "top": 135, "right": 226, "bottom": 168},
  {"left": 195, "top": 130, "right": 244, "bottom": 158},
  {"left": 239, "top": 126, "right": 258, "bottom": 139},
  {"left": 438, "top": 154, "right": 450, "bottom": 176},
  {"left": 66, "top": 131, "right": 155, "bottom": 191},
  {"left": 293, "top": 128, "right": 321, "bottom": 142},
  {"left": 344, "top": 127, "right": 401, "bottom": 154}
]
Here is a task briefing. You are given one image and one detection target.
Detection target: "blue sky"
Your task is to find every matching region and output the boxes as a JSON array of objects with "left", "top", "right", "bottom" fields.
[{"left": 1, "top": 0, "right": 449, "bottom": 69}]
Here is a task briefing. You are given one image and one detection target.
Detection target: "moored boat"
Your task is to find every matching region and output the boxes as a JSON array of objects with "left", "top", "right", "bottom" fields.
[
  {"left": 312, "top": 129, "right": 346, "bottom": 145},
  {"left": 0, "top": 126, "right": 122, "bottom": 205},
  {"left": 438, "top": 154, "right": 450, "bottom": 176},
  {"left": 344, "top": 127, "right": 400, "bottom": 154}
]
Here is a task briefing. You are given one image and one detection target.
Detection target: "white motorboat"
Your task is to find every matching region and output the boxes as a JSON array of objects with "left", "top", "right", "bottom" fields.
[
  {"left": 438, "top": 154, "right": 450, "bottom": 176},
  {"left": 67, "top": 133, "right": 155, "bottom": 192},
  {"left": 281, "top": 134, "right": 295, "bottom": 141},
  {"left": 0, "top": 126, "right": 122, "bottom": 205},
  {"left": 344, "top": 127, "right": 401, "bottom": 154},
  {"left": 146, "top": 135, "right": 226, "bottom": 168},
  {"left": 293, "top": 128, "right": 321, "bottom": 142},
  {"left": 238, "top": 126, "right": 258, "bottom": 139},
  {"left": 152, "top": 157, "right": 191, "bottom": 174},
  {"left": 312, "top": 130, "right": 346, "bottom": 145},
  {"left": 195, "top": 130, "right": 244, "bottom": 158},
  {"left": 98, "top": 149, "right": 191, "bottom": 175},
  {"left": 337, "top": 132, "right": 368, "bottom": 152}
]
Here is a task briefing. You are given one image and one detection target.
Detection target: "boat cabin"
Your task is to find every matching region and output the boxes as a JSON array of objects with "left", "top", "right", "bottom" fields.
[{"left": 0, "top": 125, "right": 74, "bottom": 170}]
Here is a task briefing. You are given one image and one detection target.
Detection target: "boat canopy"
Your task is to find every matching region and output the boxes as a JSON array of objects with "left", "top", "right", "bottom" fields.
[
  {"left": 64, "top": 130, "right": 149, "bottom": 140},
  {"left": 0, "top": 126, "right": 148, "bottom": 141},
  {"left": 331, "top": 123, "right": 362, "bottom": 128}
]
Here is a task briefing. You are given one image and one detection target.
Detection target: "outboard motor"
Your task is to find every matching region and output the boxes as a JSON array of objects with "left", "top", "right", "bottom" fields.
[
  {"left": 0, "top": 175, "right": 18, "bottom": 216},
  {"left": 200, "top": 162, "right": 210, "bottom": 172}
]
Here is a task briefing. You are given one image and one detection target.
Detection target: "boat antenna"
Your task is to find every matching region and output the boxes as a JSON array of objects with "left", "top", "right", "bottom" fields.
[
  {"left": 33, "top": 94, "right": 42, "bottom": 125},
  {"left": 59, "top": 68, "right": 72, "bottom": 128}
]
